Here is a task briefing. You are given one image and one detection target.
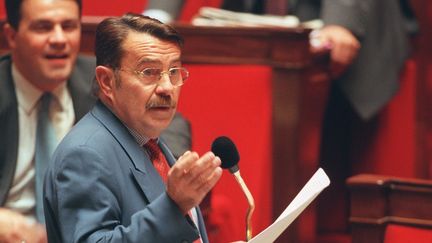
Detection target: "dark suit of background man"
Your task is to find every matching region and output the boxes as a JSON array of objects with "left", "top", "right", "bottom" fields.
[
  {"left": 0, "top": 0, "right": 191, "bottom": 242},
  {"left": 143, "top": 0, "right": 185, "bottom": 23},
  {"left": 43, "top": 13, "right": 245, "bottom": 243},
  {"left": 222, "top": 0, "right": 417, "bottom": 235},
  {"left": 0, "top": 0, "right": 88, "bottom": 242}
]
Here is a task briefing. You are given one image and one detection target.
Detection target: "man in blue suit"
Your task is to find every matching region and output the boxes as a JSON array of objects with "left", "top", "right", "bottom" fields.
[
  {"left": 0, "top": 0, "right": 192, "bottom": 242},
  {"left": 43, "top": 13, "right": 225, "bottom": 243}
]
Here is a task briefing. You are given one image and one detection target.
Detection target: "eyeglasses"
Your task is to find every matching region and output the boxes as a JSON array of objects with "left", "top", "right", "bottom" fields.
[{"left": 119, "top": 67, "right": 189, "bottom": 87}]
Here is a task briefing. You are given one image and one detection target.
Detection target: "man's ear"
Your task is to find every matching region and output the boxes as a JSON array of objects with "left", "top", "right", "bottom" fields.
[
  {"left": 95, "top": 65, "right": 116, "bottom": 102},
  {"left": 3, "top": 23, "right": 17, "bottom": 49}
]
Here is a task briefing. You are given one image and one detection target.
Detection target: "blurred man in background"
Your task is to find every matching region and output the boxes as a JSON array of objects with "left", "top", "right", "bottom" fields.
[
  {"left": 222, "top": 0, "right": 417, "bottom": 236},
  {"left": 143, "top": 0, "right": 185, "bottom": 23},
  {"left": 0, "top": 0, "right": 91, "bottom": 241}
]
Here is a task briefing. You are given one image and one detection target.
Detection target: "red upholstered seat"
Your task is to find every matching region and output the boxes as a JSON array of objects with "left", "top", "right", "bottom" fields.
[
  {"left": 348, "top": 174, "right": 432, "bottom": 243},
  {"left": 384, "top": 225, "right": 432, "bottom": 243}
]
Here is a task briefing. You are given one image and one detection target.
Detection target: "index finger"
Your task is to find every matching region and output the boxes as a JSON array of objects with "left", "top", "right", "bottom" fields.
[{"left": 170, "top": 150, "right": 199, "bottom": 176}]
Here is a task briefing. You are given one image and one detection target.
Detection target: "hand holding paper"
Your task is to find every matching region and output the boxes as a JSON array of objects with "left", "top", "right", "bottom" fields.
[{"left": 249, "top": 168, "right": 330, "bottom": 243}]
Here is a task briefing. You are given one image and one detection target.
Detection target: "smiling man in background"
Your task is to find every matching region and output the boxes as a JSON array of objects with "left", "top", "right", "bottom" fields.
[{"left": 0, "top": 0, "right": 94, "bottom": 242}]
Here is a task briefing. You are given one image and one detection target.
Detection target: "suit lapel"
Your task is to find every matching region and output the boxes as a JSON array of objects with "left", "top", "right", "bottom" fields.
[
  {"left": 91, "top": 102, "right": 209, "bottom": 242},
  {"left": 195, "top": 206, "right": 209, "bottom": 243},
  {"left": 68, "top": 56, "right": 97, "bottom": 122},
  {"left": 0, "top": 55, "right": 19, "bottom": 205},
  {"left": 132, "top": 139, "right": 176, "bottom": 202},
  {"left": 160, "top": 139, "right": 209, "bottom": 242},
  {"left": 159, "top": 139, "right": 177, "bottom": 166},
  {"left": 91, "top": 101, "right": 167, "bottom": 203}
]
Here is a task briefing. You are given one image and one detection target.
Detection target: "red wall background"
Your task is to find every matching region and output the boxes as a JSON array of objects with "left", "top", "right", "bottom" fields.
[
  {"left": 179, "top": 65, "right": 273, "bottom": 241},
  {"left": 0, "top": 0, "right": 221, "bottom": 20},
  {"left": 2, "top": 0, "right": 432, "bottom": 242}
]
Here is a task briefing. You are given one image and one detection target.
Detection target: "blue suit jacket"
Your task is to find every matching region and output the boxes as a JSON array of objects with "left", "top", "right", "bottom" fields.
[{"left": 43, "top": 101, "right": 208, "bottom": 243}]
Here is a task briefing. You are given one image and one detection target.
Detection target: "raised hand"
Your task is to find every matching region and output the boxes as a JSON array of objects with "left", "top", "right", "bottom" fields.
[{"left": 166, "top": 151, "right": 222, "bottom": 214}]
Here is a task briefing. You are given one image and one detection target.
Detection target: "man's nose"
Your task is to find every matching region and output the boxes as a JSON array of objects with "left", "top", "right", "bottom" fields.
[
  {"left": 156, "top": 72, "right": 175, "bottom": 92},
  {"left": 49, "top": 25, "right": 67, "bottom": 45}
]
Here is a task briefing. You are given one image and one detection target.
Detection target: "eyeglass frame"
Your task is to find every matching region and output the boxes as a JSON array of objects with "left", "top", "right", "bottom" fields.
[{"left": 117, "top": 67, "right": 189, "bottom": 87}]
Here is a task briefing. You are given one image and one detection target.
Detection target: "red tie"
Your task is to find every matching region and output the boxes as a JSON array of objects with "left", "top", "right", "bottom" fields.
[
  {"left": 145, "top": 139, "right": 170, "bottom": 183},
  {"left": 145, "top": 139, "right": 202, "bottom": 243}
]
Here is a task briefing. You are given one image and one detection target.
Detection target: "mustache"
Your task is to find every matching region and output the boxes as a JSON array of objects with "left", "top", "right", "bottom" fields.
[{"left": 145, "top": 96, "right": 176, "bottom": 109}]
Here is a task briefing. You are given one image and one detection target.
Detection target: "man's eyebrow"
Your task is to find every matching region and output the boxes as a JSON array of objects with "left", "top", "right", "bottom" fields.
[
  {"left": 171, "top": 58, "right": 182, "bottom": 64},
  {"left": 29, "top": 19, "right": 53, "bottom": 25},
  {"left": 136, "top": 58, "right": 161, "bottom": 67},
  {"left": 31, "top": 16, "right": 79, "bottom": 22},
  {"left": 136, "top": 58, "right": 182, "bottom": 67}
]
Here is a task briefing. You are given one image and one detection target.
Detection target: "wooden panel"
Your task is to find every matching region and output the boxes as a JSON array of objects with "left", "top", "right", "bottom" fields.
[{"left": 348, "top": 174, "right": 432, "bottom": 243}]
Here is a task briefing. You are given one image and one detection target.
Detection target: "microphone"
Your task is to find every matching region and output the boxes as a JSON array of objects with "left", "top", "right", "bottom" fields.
[{"left": 211, "top": 136, "right": 255, "bottom": 241}]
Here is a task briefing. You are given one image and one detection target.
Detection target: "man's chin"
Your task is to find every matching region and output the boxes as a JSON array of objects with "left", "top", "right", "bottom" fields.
[
  {"left": 148, "top": 107, "right": 176, "bottom": 120},
  {"left": 45, "top": 69, "right": 73, "bottom": 83},
  {"left": 151, "top": 117, "right": 174, "bottom": 132}
]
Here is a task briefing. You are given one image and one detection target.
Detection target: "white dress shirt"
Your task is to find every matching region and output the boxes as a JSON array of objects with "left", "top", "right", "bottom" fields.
[{"left": 4, "top": 64, "right": 75, "bottom": 222}]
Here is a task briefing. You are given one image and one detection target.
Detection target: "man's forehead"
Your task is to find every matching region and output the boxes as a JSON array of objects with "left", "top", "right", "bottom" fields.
[
  {"left": 20, "top": 0, "right": 80, "bottom": 20},
  {"left": 125, "top": 32, "right": 180, "bottom": 49}
]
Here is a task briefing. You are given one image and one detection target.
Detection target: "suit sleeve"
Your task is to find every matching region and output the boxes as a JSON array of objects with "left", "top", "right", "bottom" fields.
[
  {"left": 321, "top": 0, "right": 375, "bottom": 37},
  {"left": 145, "top": 0, "right": 185, "bottom": 19},
  {"left": 45, "top": 145, "right": 199, "bottom": 243}
]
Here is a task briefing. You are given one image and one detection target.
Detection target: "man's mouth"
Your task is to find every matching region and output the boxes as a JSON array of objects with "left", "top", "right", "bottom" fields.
[
  {"left": 45, "top": 54, "right": 69, "bottom": 59},
  {"left": 147, "top": 104, "right": 173, "bottom": 110},
  {"left": 146, "top": 97, "right": 176, "bottom": 110}
]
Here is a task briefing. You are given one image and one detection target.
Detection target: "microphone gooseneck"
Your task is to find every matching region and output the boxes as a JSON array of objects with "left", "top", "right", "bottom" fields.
[{"left": 211, "top": 136, "right": 255, "bottom": 241}]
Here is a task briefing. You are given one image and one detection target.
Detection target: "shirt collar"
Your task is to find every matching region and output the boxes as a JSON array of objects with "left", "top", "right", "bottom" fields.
[
  {"left": 12, "top": 63, "right": 69, "bottom": 113},
  {"left": 101, "top": 101, "right": 159, "bottom": 147},
  {"left": 126, "top": 126, "right": 159, "bottom": 147}
]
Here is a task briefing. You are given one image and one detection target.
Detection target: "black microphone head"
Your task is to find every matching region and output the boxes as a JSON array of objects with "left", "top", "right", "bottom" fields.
[{"left": 211, "top": 136, "right": 240, "bottom": 172}]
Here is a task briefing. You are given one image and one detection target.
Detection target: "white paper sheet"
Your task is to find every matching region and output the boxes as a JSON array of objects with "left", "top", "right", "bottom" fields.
[
  {"left": 249, "top": 168, "right": 330, "bottom": 243},
  {"left": 192, "top": 7, "right": 300, "bottom": 28}
]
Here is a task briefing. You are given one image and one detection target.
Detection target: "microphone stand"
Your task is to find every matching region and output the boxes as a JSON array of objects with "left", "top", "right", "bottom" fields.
[{"left": 233, "top": 171, "right": 255, "bottom": 241}]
